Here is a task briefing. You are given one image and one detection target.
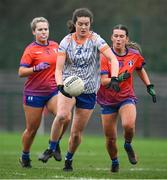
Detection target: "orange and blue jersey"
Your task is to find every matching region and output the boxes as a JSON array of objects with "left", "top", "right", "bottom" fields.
[
  {"left": 97, "top": 47, "right": 145, "bottom": 106},
  {"left": 20, "top": 40, "right": 58, "bottom": 96}
]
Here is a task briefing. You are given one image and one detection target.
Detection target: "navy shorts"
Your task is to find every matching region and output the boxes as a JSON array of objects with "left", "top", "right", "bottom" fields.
[
  {"left": 75, "top": 93, "right": 96, "bottom": 110},
  {"left": 100, "top": 98, "right": 136, "bottom": 114},
  {"left": 24, "top": 90, "right": 58, "bottom": 108}
]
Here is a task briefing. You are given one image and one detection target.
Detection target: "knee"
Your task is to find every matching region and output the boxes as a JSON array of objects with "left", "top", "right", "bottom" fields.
[
  {"left": 26, "top": 127, "right": 38, "bottom": 137},
  {"left": 104, "top": 131, "right": 117, "bottom": 144},
  {"left": 106, "top": 137, "right": 117, "bottom": 146},
  {"left": 65, "top": 114, "right": 71, "bottom": 124},
  {"left": 123, "top": 123, "right": 134, "bottom": 132},
  {"left": 57, "top": 113, "right": 70, "bottom": 124},
  {"left": 70, "top": 132, "right": 81, "bottom": 144}
]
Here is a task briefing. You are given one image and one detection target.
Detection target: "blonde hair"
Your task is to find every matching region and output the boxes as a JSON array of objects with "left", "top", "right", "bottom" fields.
[
  {"left": 126, "top": 41, "right": 142, "bottom": 54},
  {"left": 30, "top": 17, "right": 49, "bottom": 31}
]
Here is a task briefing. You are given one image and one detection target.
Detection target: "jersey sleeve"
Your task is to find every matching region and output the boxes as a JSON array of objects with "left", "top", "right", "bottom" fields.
[
  {"left": 135, "top": 54, "right": 145, "bottom": 70},
  {"left": 93, "top": 33, "right": 110, "bottom": 53},
  {"left": 58, "top": 35, "right": 71, "bottom": 56},
  {"left": 20, "top": 48, "right": 32, "bottom": 67}
]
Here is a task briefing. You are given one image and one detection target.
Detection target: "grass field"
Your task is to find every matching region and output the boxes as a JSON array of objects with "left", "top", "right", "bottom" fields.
[{"left": 0, "top": 132, "right": 167, "bottom": 179}]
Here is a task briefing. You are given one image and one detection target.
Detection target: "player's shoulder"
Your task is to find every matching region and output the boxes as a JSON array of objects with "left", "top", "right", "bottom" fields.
[
  {"left": 90, "top": 31, "right": 100, "bottom": 40},
  {"left": 23, "top": 42, "right": 36, "bottom": 53},
  {"left": 64, "top": 33, "right": 73, "bottom": 41},
  {"left": 60, "top": 33, "right": 73, "bottom": 44},
  {"left": 128, "top": 48, "right": 141, "bottom": 55},
  {"left": 48, "top": 40, "right": 59, "bottom": 47},
  {"left": 128, "top": 48, "right": 144, "bottom": 61}
]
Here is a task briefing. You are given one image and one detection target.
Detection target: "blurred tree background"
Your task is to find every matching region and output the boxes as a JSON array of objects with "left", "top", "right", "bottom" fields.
[
  {"left": 0, "top": 0, "right": 167, "bottom": 137},
  {"left": 0, "top": 0, "right": 166, "bottom": 72}
]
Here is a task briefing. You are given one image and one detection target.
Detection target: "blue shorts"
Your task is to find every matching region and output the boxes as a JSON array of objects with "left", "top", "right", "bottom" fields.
[
  {"left": 75, "top": 93, "right": 96, "bottom": 110},
  {"left": 100, "top": 98, "right": 136, "bottom": 114},
  {"left": 23, "top": 90, "right": 58, "bottom": 108}
]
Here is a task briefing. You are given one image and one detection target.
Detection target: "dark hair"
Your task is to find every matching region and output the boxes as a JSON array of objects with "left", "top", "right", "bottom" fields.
[
  {"left": 112, "top": 24, "right": 142, "bottom": 54},
  {"left": 67, "top": 8, "right": 94, "bottom": 33},
  {"left": 112, "top": 24, "right": 129, "bottom": 36}
]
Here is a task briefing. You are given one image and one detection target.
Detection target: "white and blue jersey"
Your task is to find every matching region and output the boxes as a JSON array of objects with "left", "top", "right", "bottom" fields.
[{"left": 58, "top": 31, "right": 110, "bottom": 94}]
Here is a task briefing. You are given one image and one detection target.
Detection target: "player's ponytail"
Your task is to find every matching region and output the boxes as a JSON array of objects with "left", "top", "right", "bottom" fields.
[
  {"left": 126, "top": 41, "right": 142, "bottom": 54},
  {"left": 67, "top": 8, "right": 94, "bottom": 33},
  {"left": 67, "top": 20, "right": 76, "bottom": 33}
]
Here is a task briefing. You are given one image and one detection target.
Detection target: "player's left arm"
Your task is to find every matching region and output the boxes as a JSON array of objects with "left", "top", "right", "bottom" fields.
[
  {"left": 102, "top": 47, "right": 119, "bottom": 78},
  {"left": 102, "top": 47, "right": 120, "bottom": 92},
  {"left": 136, "top": 68, "right": 150, "bottom": 85},
  {"left": 136, "top": 68, "right": 156, "bottom": 103}
]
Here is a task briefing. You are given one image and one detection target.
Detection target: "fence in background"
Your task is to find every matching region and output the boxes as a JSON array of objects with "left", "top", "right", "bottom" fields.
[{"left": 0, "top": 71, "right": 166, "bottom": 138}]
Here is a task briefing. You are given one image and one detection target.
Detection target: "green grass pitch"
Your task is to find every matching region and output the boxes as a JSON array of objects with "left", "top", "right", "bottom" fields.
[{"left": 0, "top": 132, "right": 167, "bottom": 179}]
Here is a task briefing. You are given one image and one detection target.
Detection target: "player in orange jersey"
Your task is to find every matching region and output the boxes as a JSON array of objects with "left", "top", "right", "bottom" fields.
[
  {"left": 97, "top": 24, "right": 156, "bottom": 172},
  {"left": 18, "top": 17, "right": 69, "bottom": 168}
]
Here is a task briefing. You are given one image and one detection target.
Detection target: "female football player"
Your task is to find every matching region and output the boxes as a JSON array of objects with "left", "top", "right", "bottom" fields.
[
  {"left": 18, "top": 17, "right": 69, "bottom": 168},
  {"left": 39, "top": 8, "right": 120, "bottom": 171},
  {"left": 97, "top": 24, "right": 156, "bottom": 172}
]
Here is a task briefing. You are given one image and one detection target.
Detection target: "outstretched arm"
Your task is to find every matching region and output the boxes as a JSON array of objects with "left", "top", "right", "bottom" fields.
[
  {"left": 136, "top": 68, "right": 156, "bottom": 103},
  {"left": 136, "top": 68, "right": 151, "bottom": 86}
]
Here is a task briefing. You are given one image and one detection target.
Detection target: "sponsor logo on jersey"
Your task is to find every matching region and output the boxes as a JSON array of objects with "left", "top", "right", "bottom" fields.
[
  {"left": 128, "top": 60, "right": 134, "bottom": 67},
  {"left": 53, "top": 48, "right": 57, "bottom": 53},
  {"left": 35, "top": 51, "right": 42, "bottom": 54}
]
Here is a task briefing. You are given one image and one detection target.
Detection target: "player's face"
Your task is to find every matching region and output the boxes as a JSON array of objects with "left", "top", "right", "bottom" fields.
[
  {"left": 111, "top": 29, "right": 129, "bottom": 51},
  {"left": 33, "top": 22, "right": 49, "bottom": 45},
  {"left": 75, "top": 17, "right": 91, "bottom": 38}
]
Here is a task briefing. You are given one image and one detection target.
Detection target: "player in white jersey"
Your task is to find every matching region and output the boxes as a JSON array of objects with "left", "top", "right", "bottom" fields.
[{"left": 39, "top": 7, "right": 120, "bottom": 171}]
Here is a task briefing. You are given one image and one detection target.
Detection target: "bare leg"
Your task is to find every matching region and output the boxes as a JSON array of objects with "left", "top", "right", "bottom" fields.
[
  {"left": 119, "top": 103, "right": 137, "bottom": 164},
  {"left": 101, "top": 113, "right": 118, "bottom": 160},
  {"left": 68, "top": 108, "right": 93, "bottom": 153},
  {"left": 20, "top": 105, "right": 43, "bottom": 167},
  {"left": 119, "top": 104, "right": 136, "bottom": 142},
  {"left": 63, "top": 108, "right": 94, "bottom": 171},
  {"left": 46, "top": 95, "right": 71, "bottom": 140},
  {"left": 22, "top": 105, "right": 43, "bottom": 152},
  {"left": 50, "top": 93, "right": 74, "bottom": 142}
]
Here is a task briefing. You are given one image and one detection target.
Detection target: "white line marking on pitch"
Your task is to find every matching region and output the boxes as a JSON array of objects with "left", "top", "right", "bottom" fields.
[{"left": 130, "top": 167, "right": 167, "bottom": 172}]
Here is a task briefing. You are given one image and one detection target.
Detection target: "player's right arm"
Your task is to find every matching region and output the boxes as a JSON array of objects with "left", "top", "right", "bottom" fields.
[
  {"left": 19, "top": 62, "right": 50, "bottom": 77},
  {"left": 18, "top": 48, "right": 34, "bottom": 77},
  {"left": 18, "top": 66, "right": 34, "bottom": 77},
  {"left": 55, "top": 52, "right": 72, "bottom": 98},
  {"left": 55, "top": 53, "right": 66, "bottom": 85},
  {"left": 55, "top": 35, "right": 71, "bottom": 85},
  {"left": 18, "top": 46, "right": 50, "bottom": 77}
]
